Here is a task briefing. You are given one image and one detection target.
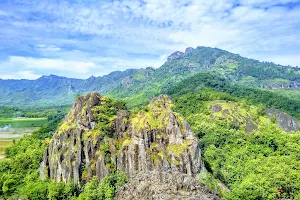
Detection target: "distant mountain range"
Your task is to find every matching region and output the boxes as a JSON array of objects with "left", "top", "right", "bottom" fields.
[{"left": 1, "top": 46, "right": 300, "bottom": 108}]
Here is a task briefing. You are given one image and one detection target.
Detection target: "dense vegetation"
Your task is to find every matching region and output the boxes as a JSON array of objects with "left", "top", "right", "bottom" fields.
[
  {"left": 168, "top": 73, "right": 300, "bottom": 199},
  {"left": 2, "top": 47, "right": 300, "bottom": 199},
  {"left": 0, "top": 105, "right": 70, "bottom": 119},
  {"left": 167, "top": 72, "right": 300, "bottom": 119},
  {"left": 0, "top": 110, "right": 66, "bottom": 197},
  {"left": 2, "top": 47, "right": 300, "bottom": 108},
  {"left": 0, "top": 98, "right": 128, "bottom": 200}
]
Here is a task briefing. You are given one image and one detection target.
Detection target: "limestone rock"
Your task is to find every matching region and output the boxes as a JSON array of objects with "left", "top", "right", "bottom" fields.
[
  {"left": 116, "top": 169, "right": 220, "bottom": 200},
  {"left": 40, "top": 92, "right": 103, "bottom": 183},
  {"left": 40, "top": 93, "right": 205, "bottom": 184},
  {"left": 266, "top": 108, "right": 300, "bottom": 132},
  {"left": 167, "top": 51, "right": 184, "bottom": 61},
  {"left": 117, "top": 95, "right": 203, "bottom": 177},
  {"left": 209, "top": 101, "right": 258, "bottom": 133}
]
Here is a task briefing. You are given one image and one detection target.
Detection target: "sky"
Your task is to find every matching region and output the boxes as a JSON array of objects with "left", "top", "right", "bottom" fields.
[{"left": 0, "top": 0, "right": 300, "bottom": 80}]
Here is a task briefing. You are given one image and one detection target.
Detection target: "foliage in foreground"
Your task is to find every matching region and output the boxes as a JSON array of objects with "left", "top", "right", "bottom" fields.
[
  {"left": 171, "top": 86, "right": 300, "bottom": 199},
  {"left": 0, "top": 103, "right": 127, "bottom": 200}
]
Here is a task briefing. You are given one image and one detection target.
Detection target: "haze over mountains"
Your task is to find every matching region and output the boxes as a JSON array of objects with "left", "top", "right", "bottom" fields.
[{"left": 1, "top": 46, "right": 300, "bottom": 108}]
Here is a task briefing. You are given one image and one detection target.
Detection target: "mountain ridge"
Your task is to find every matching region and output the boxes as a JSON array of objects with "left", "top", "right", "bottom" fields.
[{"left": 1, "top": 46, "right": 300, "bottom": 108}]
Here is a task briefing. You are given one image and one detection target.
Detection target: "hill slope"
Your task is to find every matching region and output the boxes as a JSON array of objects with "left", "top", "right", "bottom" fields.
[
  {"left": 0, "top": 69, "right": 139, "bottom": 107},
  {"left": 1, "top": 46, "right": 300, "bottom": 108},
  {"left": 163, "top": 72, "right": 300, "bottom": 199}
]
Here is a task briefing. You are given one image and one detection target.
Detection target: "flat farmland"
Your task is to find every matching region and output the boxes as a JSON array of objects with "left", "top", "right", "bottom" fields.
[
  {"left": 0, "top": 118, "right": 48, "bottom": 159},
  {"left": 0, "top": 117, "right": 47, "bottom": 128}
]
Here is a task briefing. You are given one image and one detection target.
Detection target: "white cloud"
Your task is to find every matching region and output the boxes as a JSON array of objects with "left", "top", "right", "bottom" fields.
[
  {"left": 0, "top": 71, "right": 41, "bottom": 80},
  {"left": 7, "top": 56, "right": 97, "bottom": 73},
  {"left": 36, "top": 44, "right": 61, "bottom": 52},
  {"left": 239, "top": 0, "right": 299, "bottom": 6},
  {"left": 1, "top": 0, "right": 300, "bottom": 79}
]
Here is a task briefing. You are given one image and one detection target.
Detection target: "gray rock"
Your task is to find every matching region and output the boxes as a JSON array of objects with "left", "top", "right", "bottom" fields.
[
  {"left": 266, "top": 108, "right": 300, "bottom": 132},
  {"left": 116, "top": 169, "right": 220, "bottom": 200},
  {"left": 40, "top": 93, "right": 205, "bottom": 184},
  {"left": 167, "top": 51, "right": 184, "bottom": 61}
]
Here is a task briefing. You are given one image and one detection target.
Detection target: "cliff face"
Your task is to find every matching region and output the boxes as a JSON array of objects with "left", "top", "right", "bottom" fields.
[{"left": 40, "top": 93, "right": 204, "bottom": 184}]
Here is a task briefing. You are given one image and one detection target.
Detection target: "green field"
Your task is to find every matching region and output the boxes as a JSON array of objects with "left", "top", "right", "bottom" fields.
[
  {"left": 0, "top": 118, "right": 48, "bottom": 159},
  {"left": 0, "top": 117, "right": 47, "bottom": 128}
]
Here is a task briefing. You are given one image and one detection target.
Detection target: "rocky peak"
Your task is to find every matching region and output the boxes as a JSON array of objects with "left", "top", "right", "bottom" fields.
[
  {"left": 40, "top": 93, "right": 205, "bottom": 185},
  {"left": 38, "top": 74, "right": 63, "bottom": 80},
  {"left": 185, "top": 47, "right": 194, "bottom": 55},
  {"left": 68, "top": 92, "right": 101, "bottom": 129},
  {"left": 167, "top": 51, "right": 184, "bottom": 61},
  {"left": 122, "top": 76, "right": 132, "bottom": 88}
]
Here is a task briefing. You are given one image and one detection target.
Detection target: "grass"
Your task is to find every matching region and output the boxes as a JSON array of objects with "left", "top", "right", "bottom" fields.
[
  {"left": 0, "top": 118, "right": 48, "bottom": 159},
  {"left": 0, "top": 140, "right": 13, "bottom": 155},
  {"left": 0, "top": 117, "right": 47, "bottom": 128}
]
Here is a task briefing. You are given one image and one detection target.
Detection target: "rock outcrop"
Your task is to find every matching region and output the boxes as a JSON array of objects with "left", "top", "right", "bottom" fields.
[
  {"left": 266, "top": 108, "right": 300, "bottom": 132},
  {"left": 40, "top": 93, "right": 205, "bottom": 184},
  {"left": 167, "top": 51, "right": 184, "bottom": 61},
  {"left": 116, "top": 169, "right": 220, "bottom": 200},
  {"left": 209, "top": 101, "right": 258, "bottom": 133},
  {"left": 263, "top": 81, "right": 300, "bottom": 90}
]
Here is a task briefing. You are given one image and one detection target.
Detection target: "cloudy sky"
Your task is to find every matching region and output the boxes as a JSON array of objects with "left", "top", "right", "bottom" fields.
[{"left": 0, "top": 0, "right": 300, "bottom": 79}]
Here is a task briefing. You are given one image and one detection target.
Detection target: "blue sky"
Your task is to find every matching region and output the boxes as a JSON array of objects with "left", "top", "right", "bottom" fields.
[{"left": 0, "top": 0, "right": 300, "bottom": 79}]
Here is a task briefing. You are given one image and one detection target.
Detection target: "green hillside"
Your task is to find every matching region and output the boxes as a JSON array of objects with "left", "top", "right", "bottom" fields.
[
  {"left": 1, "top": 47, "right": 300, "bottom": 200},
  {"left": 166, "top": 72, "right": 300, "bottom": 199},
  {"left": 109, "top": 47, "right": 300, "bottom": 108},
  {"left": 1, "top": 47, "right": 300, "bottom": 108}
]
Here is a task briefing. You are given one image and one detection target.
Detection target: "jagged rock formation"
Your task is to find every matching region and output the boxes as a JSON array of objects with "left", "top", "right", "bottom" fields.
[
  {"left": 116, "top": 169, "right": 220, "bottom": 200},
  {"left": 266, "top": 108, "right": 300, "bottom": 132},
  {"left": 40, "top": 93, "right": 204, "bottom": 184},
  {"left": 167, "top": 51, "right": 184, "bottom": 61}
]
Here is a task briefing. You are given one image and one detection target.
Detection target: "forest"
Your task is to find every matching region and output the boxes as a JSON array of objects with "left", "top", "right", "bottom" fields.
[{"left": 1, "top": 72, "right": 300, "bottom": 199}]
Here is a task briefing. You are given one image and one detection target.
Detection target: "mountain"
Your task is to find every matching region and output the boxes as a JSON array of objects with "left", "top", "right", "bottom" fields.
[
  {"left": 109, "top": 46, "right": 300, "bottom": 108},
  {"left": 1, "top": 46, "right": 300, "bottom": 108},
  {"left": 37, "top": 89, "right": 300, "bottom": 199},
  {"left": 40, "top": 92, "right": 219, "bottom": 199},
  {"left": 0, "top": 69, "right": 140, "bottom": 107},
  {"left": 2, "top": 73, "right": 300, "bottom": 198},
  {"left": 41, "top": 92, "right": 203, "bottom": 182}
]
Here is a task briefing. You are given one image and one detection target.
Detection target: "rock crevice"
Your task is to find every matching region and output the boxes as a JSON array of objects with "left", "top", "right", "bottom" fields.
[{"left": 40, "top": 93, "right": 205, "bottom": 185}]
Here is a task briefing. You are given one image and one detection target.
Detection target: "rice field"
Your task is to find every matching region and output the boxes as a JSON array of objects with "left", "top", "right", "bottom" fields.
[
  {"left": 0, "top": 117, "right": 47, "bottom": 128},
  {"left": 0, "top": 118, "right": 48, "bottom": 159}
]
